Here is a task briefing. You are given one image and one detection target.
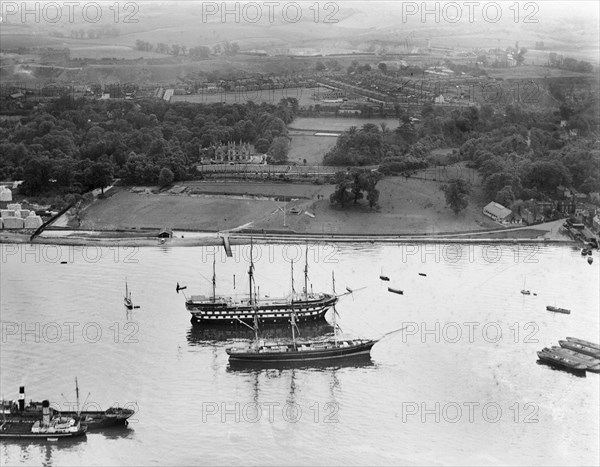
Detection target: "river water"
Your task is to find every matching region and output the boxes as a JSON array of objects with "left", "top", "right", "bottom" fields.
[{"left": 1, "top": 242, "right": 598, "bottom": 466}]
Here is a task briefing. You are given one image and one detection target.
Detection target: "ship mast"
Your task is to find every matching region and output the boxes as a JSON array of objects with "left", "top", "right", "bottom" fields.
[
  {"left": 332, "top": 271, "right": 338, "bottom": 345},
  {"left": 290, "top": 259, "right": 297, "bottom": 351},
  {"left": 75, "top": 377, "right": 80, "bottom": 417},
  {"left": 212, "top": 256, "right": 216, "bottom": 302},
  {"left": 304, "top": 245, "right": 309, "bottom": 300},
  {"left": 248, "top": 239, "right": 254, "bottom": 305}
]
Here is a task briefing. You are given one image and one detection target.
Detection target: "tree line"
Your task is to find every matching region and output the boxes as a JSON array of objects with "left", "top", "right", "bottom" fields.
[{"left": 0, "top": 97, "right": 299, "bottom": 202}]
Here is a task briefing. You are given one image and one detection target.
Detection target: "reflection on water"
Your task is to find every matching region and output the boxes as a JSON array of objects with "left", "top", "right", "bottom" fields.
[
  {"left": 535, "top": 360, "right": 587, "bottom": 378},
  {"left": 187, "top": 320, "right": 334, "bottom": 344},
  {"left": 0, "top": 436, "right": 88, "bottom": 467},
  {"left": 92, "top": 426, "right": 135, "bottom": 441}
]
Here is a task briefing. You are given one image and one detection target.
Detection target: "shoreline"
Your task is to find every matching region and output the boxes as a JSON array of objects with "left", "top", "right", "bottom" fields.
[{"left": 0, "top": 226, "right": 576, "bottom": 248}]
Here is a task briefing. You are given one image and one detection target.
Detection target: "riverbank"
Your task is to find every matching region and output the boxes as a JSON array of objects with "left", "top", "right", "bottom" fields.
[{"left": 0, "top": 219, "right": 574, "bottom": 248}]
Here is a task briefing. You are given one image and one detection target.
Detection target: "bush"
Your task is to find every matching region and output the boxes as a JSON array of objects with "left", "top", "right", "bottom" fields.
[{"left": 158, "top": 167, "right": 174, "bottom": 187}]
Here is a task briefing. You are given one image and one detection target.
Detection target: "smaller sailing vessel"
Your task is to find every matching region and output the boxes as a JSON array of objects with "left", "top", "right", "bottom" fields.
[
  {"left": 124, "top": 279, "right": 133, "bottom": 310},
  {"left": 227, "top": 268, "right": 401, "bottom": 367},
  {"left": 379, "top": 268, "right": 390, "bottom": 281},
  {"left": 520, "top": 277, "right": 530, "bottom": 295}
]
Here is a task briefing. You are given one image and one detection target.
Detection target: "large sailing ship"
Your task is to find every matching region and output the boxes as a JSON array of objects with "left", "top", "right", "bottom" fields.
[
  {"left": 226, "top": 269, "right": 401, "bottom": 367},
  {"left": 181, "top": 244, "right": 337, "bottom": 325}
]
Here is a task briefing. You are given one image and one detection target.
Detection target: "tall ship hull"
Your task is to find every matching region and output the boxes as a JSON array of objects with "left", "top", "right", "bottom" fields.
[
  {"left": 187, "top": 293, "right": 337, "bottom": 324},
  {"left": 227, "top": 339, "right": 376, "bottom": 366}
]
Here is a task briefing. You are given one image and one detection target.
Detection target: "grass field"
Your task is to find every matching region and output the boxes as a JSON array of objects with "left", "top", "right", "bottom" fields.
[
  {"left": 251, "top": 176, "right": 498, "bottom": 235},
  {"left": 80, "top": 188, "right": 281, "bottom": 231},
  {"left": 81, "top": 176, "right": 498, "bottom": 235},
  {"left": 287, "top": 132, "right": 338, "bottom": 166}
]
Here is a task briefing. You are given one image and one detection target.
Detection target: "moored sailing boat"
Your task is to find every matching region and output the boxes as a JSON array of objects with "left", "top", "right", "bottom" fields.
[
  {"left": 124, "top": 279, "right": 133, "bottom": 310},
  {"left": 182, "top": 243, "right": 337, "bottom": 325},
  {"left": 227, "top": 269, "right": 400, "bottom": 367}
]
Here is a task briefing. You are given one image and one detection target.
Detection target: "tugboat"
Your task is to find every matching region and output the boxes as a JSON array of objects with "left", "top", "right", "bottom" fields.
[
  {"left": 182, "top": 243, "right": 337, "bottom": 325},
  {"left": 227, "top": 268, "right": 401, "bottom": 367}
]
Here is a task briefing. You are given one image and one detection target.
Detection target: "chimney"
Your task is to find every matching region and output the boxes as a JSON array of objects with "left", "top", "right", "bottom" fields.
[
  {"left": 42, "top": 400, "right": 50, "bottom": 426},
  {"left": 18, "top": 386, "right": 25, "bottom": 412}
]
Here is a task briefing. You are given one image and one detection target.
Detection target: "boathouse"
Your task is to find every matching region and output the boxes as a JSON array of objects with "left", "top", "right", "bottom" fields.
[{"left": 483, "top": 202, "right": 512, "bottom": 222}]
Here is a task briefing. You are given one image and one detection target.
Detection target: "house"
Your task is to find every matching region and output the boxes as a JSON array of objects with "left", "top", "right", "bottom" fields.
[
  {"left": 522, "top": 208, "right": 544, "bottom": 224},
  {"left": 157, "top": 228, "right": 173, "bottom": 238},
  {"left": 483, "top": 202, "right": 512, "bottom": 222},
  {"left": 434, "top": 94, "right": 445, "bottom": 104},
  {"left": 200, "top": 141, "right": 257, "bottom": 164}
]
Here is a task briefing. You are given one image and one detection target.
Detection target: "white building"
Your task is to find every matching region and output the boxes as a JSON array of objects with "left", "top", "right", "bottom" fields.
[
  {"left": 0, "top": 186, "right": 12, "bottom": 201},
  {"left": 483, "top": 201, "right": 512, "bottom": 222}
]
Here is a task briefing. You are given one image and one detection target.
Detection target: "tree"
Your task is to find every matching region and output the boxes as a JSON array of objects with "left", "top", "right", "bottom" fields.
[
  {"left": 84, "top": 160, "right": 113, "bottom": 194},
  {"left": 158, "top": 167, "right": 174, "bottom": 187},
  {"left": 269, "top": 136, "right": 290, "bottom": 163},
  {"left": 329, "top": 169, "right": 382, "bottom": 209},
  {"left": 441, "top": 178, "right": 472, "bottom": 214}
]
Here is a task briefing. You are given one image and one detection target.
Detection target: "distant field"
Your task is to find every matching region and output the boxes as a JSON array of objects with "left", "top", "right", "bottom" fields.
[
  {"left": 486, "top": 65, "right": 595, "bottom": 80},
  {"left": 290, "top": 117, "right": 400, "bottom": 132},
  {"left": 170, "top": 87, "right": 328, "bottom": 106},
  {"left": 69, "top": 46, "right": 165, "bottom": 60},
  {"left": 183, "top": 182, "right": 327, "bottom": 199},
  {"left": 287, "top": 132, "right": 338, "bottom": 165}
]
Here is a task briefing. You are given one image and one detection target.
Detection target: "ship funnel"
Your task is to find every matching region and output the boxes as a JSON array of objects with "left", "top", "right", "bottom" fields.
[
  {"left": 18, "top": 386, "right": 25, "bottom": 412},
  {"left": 42, "top": 400, "right": 50, "bottom": 426}
]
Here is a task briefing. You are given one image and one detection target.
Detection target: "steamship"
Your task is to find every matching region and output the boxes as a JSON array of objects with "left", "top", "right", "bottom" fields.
[
  {"left": 1, "top": 384, "right": 134, "bottom": 430},
  {"left": 1, "top": 390, "right": 86, "bottom": 439},
  {"left": 181, "top": 244, "right": 337, "bottom": 325}
]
